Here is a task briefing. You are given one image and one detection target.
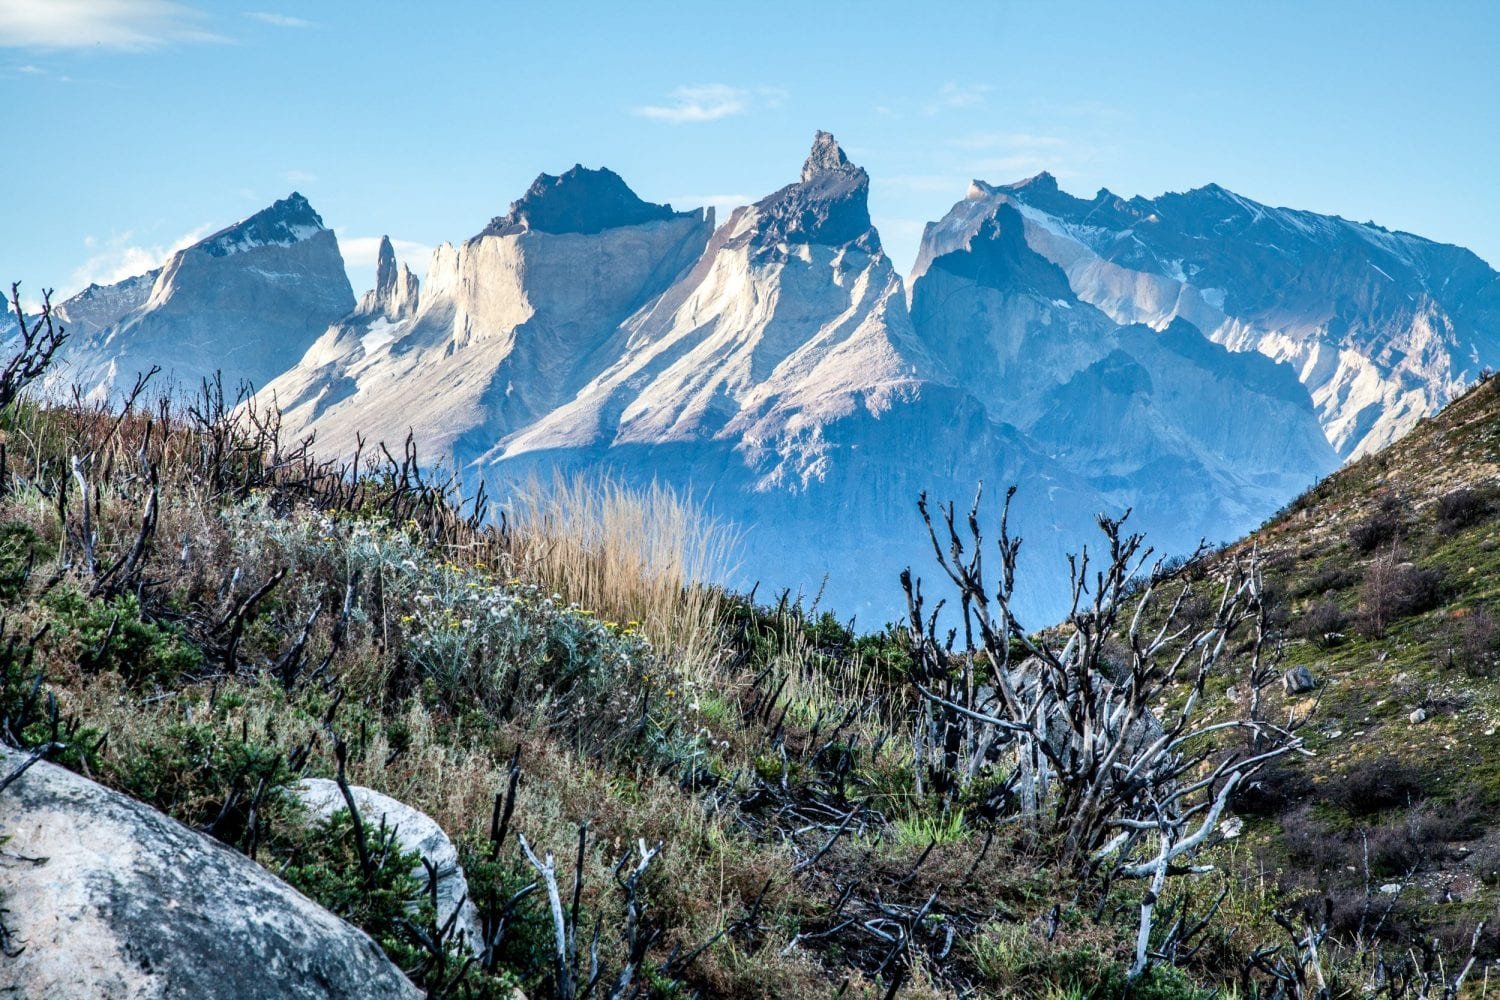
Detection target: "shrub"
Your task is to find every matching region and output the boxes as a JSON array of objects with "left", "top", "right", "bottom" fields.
[
  {"left": 1297, "top": 562, "right": 1360, "bottom": 598},
  {"left": 1360, "top": 559, "right": 1445, "bottom": 637},
  {"left": 1349, "top": 504, "right": 1405, "bottom": 554},
  {"left": 1294, "top": 600, "right": 1349, "bottom": 647},
  {"left": 45, "top": 588, "right": 203, "bottom": 687},
  {"left": 1453, "top": 607, "right": 1500, "bottom": 677},
  {"left": 1232, "top": 763, "right": 1313, "bottom": 817},
  {"left": 1325, "top": 756, "right": 1428, "bottom": 817},
  {"left": 1436, "top": 487, "right": 1492, "bottom": 535},
  {"left": 0, "top": 520, "right": 45, "bottom": 602}
]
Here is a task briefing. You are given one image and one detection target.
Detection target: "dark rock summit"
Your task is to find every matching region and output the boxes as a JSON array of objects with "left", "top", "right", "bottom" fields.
[
  {"left": 202, "top": 192, "right": 327, "bottom": 257},
  {"left": 480, "top": 165, "right": 684, "bottom": 238},
  {"left": 748, "top": 131, "right": 879, "bottom": 252}
]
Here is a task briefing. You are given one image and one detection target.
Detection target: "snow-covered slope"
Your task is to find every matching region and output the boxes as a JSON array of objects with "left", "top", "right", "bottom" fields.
[
  {"left": 916, "top": 174, "right": 1500, "bottom": 459},
  {"left": 41, "top": 194, "right": 354, "bottom": 401}
]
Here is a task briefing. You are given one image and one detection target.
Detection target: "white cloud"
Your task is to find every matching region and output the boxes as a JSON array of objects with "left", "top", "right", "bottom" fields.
[
  {"left": 16, "top": 64, "right": 45, "bottom": 73},
  {"left": 923, "top": 81, "right": 993, "bottom": 115},
  {"left": 243, "top": 11, "right": 312, "bottom": 28},
  {"left": 0, "top": 0, "right": 227, "bottom": 50},
  {"left": 284, "top": 169, "right": 318, "bottom": 185},
  {"left": 633, "top": 84, "right": 785, "bottom": 125},
  {"left": 69, "top": 223, "right": 214, "bottom": 291}
]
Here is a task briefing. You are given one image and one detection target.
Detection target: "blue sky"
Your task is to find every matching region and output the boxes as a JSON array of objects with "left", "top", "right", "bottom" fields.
[{"left": 3, "top": 0, "right": 1497, "bottom": 306}]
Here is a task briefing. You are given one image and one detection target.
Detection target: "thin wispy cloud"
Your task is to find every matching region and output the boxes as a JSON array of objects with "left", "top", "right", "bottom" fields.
[
  {"left": 633, "top": 84, "right": 785, "bottom": 125},
  {"left": 244, "top": 11, "right": 313, "bottom": 28},
  {"left": 923, "top": 81, "right": 993, "bottom": 115},
  {"left": 949, "top": 131, "right": 1068, "bottom": 152},
  {"left": 0, "top": 0, "right": 227, "bottom": 51},
  {"left": 71, "top": 222, "right": 215, "bottom": 291},
  {"left": 284, "top": 169, "right": 318, "bottom": 185}
]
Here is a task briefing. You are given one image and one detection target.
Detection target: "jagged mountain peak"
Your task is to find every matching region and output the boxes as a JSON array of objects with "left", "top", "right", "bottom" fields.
[
  {"left": 1008, "top": 170, "right": 1059, "bottom": 194},
  {"left": 374, "top": 235, "right": 398, "bottom": 295},
  {"left": 358, "top": 234, "right": 419, "bottom": 322},
  {"left": 748, "top": 131, "right": 878, "bottom": 252},
  {"left": 479, "top": 165, "right": 684, "bottom": 239},
  {"left": 801, "top": 130, "right": 854, "bottom": 181},
  {"left": 200, "top": 192, "right": 328, "bottom": 258}
]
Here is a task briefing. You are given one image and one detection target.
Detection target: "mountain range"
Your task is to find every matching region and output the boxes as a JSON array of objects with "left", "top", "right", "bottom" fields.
[{"left": 14, "top": 133, "right": 1499, "bottom": 621}]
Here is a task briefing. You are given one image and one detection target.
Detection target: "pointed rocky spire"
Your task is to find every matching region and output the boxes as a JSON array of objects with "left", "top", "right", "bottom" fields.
[
  {"left": 374, "top": 235, "right": 398, "bottom": 299},
  {"left": 802, "top": 131, "right": 853, "bottom": 182},
  {"left": 358, "top": 235, "right": 420, "bottom": 322}
]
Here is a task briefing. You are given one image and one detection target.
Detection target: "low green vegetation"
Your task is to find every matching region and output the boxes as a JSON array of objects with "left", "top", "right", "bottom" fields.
[{"left": 5, "top": 350, "right": 1500, "bottom": 996}]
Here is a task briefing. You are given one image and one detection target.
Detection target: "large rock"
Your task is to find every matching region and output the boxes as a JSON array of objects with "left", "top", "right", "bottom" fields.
[
  {"left": 0, "top": 748, "right": 420, "bottom": 999},
  {"left": 295, "top": 778, "right": 480, "bottom": 956}
]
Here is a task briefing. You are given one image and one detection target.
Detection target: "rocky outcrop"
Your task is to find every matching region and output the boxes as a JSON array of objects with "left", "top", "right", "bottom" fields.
[
  {"left": 43, "top": 193, "right": 354, "bottom": 402},
  {"left": 295, "top": 779, "right": 480, "bottom": 956},
  {"left": 0, "top": 748, "right": 420, "bottom": 999},
  {"left": 357, "top": 236, "right": 420, "bottom": 323}
]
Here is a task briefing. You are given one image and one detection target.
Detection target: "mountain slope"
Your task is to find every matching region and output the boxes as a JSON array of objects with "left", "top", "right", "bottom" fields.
[
  {"left": 1185, "top": 375, "right": 1500, "bottom": 942},
  {"left": 915, "top": 174, "right": 1500, "bottom": 460},
  {"left": 40, "top": 194, "right": 354, "bottom": 401}
]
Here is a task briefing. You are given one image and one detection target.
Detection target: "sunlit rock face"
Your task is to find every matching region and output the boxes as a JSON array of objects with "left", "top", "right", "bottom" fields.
[
  {"left": 42, "top": 193, "right": 354, "bottom": 402},
  {"left": 915, "top": 173, "right": 1500, "bottom": 460}
]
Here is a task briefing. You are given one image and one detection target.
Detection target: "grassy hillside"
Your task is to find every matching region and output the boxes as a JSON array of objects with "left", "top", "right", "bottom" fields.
[
  {"left": 1207, "top": 374, "right": 1500, "bottom": 952},
  {"left": 5, "top": 344, "right": 1500, "bottom": 997}
]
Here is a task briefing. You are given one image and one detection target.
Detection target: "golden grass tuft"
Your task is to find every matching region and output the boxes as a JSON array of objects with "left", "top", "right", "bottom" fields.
[{"left": 502, "top": 473, "right": 739, "bottom": 684}]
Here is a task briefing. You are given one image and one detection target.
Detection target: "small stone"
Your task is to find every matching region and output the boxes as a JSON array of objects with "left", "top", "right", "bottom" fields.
[
  {"left": 1325, "top": 730, "right": 1343, "bottom": 739},
  {"left": 1380, "top": 883, "right": 1402, "bottom": 894},
  {"left": 1220, "top": 816, "right": 1244, "bottom": 839},
  {"left": 1409, "top": 708, "right": 1427, "bottom": 724}
]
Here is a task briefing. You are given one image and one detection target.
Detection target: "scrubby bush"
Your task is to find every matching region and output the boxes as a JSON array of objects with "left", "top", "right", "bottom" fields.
[
  {"left": 1452, "top": 607, "right": 1500, "bottom": 677},
  {"left": 1232, "top": 763, "right": 1313, "bottom": 817},
  {"left": 1294, "top": 599, "right": 1349, "bottom": 647},
  {"left": 1436, "top": 487, "right": 1492, "bottom": 535},
  {"left": 1360, "top": 558, "right": 1445, "bottom": 637},
  {"left": 1325, "top": 756, "right": 1428, "bottom": 817},
  {"left": 1349, "top": 502, "right": 1406, "bottom": 554}
]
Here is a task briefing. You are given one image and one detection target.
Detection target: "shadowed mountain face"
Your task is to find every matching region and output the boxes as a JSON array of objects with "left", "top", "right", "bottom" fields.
[
  {"left": 480, "top": 165, "right": 688, "bottom": 238},
  {"left": 913, "top": 173, "right": 1500, "bottom": 459}
]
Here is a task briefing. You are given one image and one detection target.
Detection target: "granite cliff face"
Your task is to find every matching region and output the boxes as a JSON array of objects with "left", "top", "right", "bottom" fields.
[
  {"left": 261, "top": 170, "right": 713, "bottom": 461},
  {"left": 40, "top": 193, "right": 354, "bottom": 401}
]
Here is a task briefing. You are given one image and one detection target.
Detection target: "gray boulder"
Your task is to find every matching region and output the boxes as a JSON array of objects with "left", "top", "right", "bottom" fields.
[
  {"left": 1283, "top": 665, "right": 1318, "bottom": 695},
  {"left": 295, "top": 779, "right": 480, "bottom": 957},
  {"left": 0, "top": 747, "right": 420, "bottom": 999}
]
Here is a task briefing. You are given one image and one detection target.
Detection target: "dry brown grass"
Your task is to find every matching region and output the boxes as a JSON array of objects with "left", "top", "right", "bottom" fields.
[{"left": 503, "top": 473, "right": 739, "bottom": 684}]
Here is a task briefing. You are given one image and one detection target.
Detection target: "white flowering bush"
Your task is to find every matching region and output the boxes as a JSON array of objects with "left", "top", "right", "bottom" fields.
[{"left": 222, "top": 496, "right": 673, "bottom": 752}]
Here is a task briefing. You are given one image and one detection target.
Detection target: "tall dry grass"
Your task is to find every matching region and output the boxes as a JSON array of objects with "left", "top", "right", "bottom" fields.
[{"left": 502, "top": 473, "right": 739, "bottom": 683}]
